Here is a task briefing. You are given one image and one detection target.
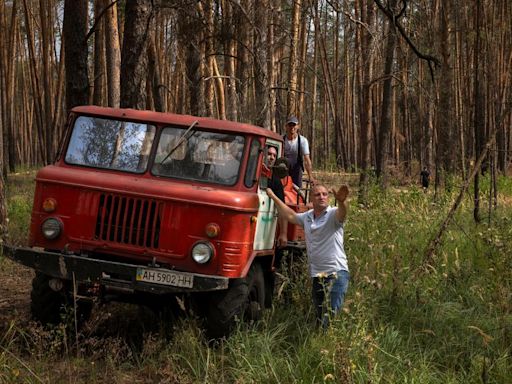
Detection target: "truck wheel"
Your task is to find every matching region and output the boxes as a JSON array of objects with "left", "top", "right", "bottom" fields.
[
  {"left": 205, "top": 263, "right": 265, "bottom": 339},
  {"left": 30, "top": 273, "right": 92, "bottom": 327},
  {"left": 245, "top": 263, "right": 265, "bottom": 321}
]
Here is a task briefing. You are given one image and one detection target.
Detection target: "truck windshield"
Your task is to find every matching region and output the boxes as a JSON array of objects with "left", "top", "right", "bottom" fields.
[
  {"left": 65, "top": 116, "right": 156, "bottom": 173},
  {"left": 152, "top": 126, "right": 244, "bottom": 185}
]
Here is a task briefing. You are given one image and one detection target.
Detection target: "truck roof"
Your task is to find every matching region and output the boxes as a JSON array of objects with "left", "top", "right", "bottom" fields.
[{"left": 71, "top": 106, "right": 283, "bottom": 141}]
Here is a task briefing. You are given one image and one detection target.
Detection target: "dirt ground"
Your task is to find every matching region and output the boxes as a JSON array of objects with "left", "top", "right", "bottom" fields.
[
  {"left": 0, "top": 254, "right": 166, "bottom": 358},
  {"left": 0, "top": 258, "right": 33, "bottom": 330}
]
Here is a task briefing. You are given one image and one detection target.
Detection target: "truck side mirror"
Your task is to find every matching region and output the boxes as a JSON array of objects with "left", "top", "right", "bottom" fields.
[{"left": 273, "top": 157, "right": 289, "bottom": 179}]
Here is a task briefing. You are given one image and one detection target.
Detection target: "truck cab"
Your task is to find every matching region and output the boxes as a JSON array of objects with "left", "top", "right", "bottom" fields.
[{"left": 3, "top": 106, "right": 307, "bottom": 338}]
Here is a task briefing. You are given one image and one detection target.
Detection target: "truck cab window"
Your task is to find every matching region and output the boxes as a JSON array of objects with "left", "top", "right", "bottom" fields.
[
  {"left": 65, "top": 116, "right": 155, "bottom": 173},
  {"left": 153, "top": 126, "right": 244, "bottom": 185},
  {"left": 244, "top": 139, "right": 261, "bottom": 188}
]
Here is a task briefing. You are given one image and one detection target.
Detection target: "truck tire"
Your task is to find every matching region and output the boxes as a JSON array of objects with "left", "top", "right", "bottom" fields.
[
  {"left": 205, "top": 262, "right": 265, "bottom": 339},
  {"left": 30, "top": 272, "right": 92, "bottom": 327}
]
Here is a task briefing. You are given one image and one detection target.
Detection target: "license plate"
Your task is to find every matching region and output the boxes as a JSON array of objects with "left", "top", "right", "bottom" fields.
[{"left": 136, "top": 268, "right": 194, "bottom": 288}]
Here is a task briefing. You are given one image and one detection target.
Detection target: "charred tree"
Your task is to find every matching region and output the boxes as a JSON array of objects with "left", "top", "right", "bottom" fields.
[
  {"left": 120, "top": 0, "right": 154, "bottom": 109},
  {"left": 64, "top": 0, "right": 89, "bottom": 112}
]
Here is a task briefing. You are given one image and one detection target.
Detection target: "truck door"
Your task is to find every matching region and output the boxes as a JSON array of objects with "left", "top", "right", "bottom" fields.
[{"left": 252, "top": 140, "right": 282, "bottom": 250}]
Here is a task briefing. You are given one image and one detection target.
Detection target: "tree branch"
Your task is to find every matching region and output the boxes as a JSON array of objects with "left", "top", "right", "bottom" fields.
[
  {"left": 422, "top": 105, "right": 511, "bottom": 267},
  {"left": 85, "top": 0, "right": 121, "bottom": 42},
  {"left": 374, "top": 0, "right": 440, "bottom": 82}
]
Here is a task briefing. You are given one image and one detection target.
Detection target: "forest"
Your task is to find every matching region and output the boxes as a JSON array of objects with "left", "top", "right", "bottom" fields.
[
  {"left": 0, "top": 0, "right": 510, "bottom": 182},
  {"left": 1, "top": 0, "right": 512, "bottom": 383}
]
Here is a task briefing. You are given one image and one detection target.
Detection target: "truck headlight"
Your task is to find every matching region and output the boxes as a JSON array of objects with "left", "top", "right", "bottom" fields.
[
  {"left": 191, "top": 242, "right": 214, "bottom": 264},
  {"left": 41, "top": 218, "right": 62, "bottom": 240}
]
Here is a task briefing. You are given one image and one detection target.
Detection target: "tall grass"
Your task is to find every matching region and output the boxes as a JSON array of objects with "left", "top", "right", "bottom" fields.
[
  {"left": 3, "top": 171, "right": 35, "bottom": 246},
  {"left": 1, "top": 173, "right": 511, "bottom": 383}
]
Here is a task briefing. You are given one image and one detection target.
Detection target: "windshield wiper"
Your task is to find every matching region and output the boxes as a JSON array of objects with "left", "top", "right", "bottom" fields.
[{"left": 160, "top": 120, "right": 199, "bottom": 164}]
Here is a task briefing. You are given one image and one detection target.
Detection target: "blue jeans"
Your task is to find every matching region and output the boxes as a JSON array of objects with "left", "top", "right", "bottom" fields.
[{"left": 312, "top": 270, "right": 350, "bottom": 328}]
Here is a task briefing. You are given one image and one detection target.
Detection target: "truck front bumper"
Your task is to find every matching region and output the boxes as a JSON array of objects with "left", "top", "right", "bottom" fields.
[{"left": 2, "top": 245, "right": 229, "bottom": 294}]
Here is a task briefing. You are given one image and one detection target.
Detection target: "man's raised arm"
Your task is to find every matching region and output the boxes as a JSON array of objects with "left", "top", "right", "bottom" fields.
[
  {"left": 332, "top": 185, "right": 349, "bottom": 222},
  {"left": 265, "top": 188, "right": 300, "bottom": 225}
]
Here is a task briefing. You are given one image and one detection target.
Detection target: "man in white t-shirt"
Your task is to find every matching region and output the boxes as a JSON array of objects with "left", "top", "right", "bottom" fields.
[
  {"left": 283, "top": 116, "right": 316, "bottom": 187},
  {"left": 266, "top": 183, "right": 350, "bottom": 328}
]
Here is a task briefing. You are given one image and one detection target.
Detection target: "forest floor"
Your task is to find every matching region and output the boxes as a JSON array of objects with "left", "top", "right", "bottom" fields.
[{"left": 0, "top": 260, "right": 32, "bottom": 330}]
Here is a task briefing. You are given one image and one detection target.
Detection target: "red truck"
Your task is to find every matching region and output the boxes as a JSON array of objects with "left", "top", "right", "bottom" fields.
[{"left": 3, "top": 106, "right": 306, "bottom": 338}]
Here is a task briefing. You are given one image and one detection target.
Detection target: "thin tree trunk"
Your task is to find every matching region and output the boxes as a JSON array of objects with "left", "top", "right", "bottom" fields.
[
  {"left": 206, "top": 4, "right": 225, "bottom": 119},
  {"left": 375, "top": 0, "right": 397, "bottom": 189},
  {"left": 4, "top": 1, "right": 17, "bottom": 172},
  {"left": 148, "top": 35, "right": 163, "bottom": 112},
  {"left": 309, "top": 0, "right": 319, "bottom": 161},
  {"left": 298, "top": 4, "right": 308, "bottom": 127},
  {"left": 23, "top": 0, "right": 47, "bottom": 164},
  {"left": 254, "top": 0, "right": 269, "bottom": 127},
  {"left": 93, "top": 0, "right": 106, "bottom": 106},
  {"left": 333, "top": 10, "right": 342, "bottom": 168},
  {"left": 199, "top": 0, "right": 215, "bottom": 116},
  {"left": 0, "top": 172, "right": 6, "bottom": 242},
  {"left": 177, "top": 4, "right": 202, "bottom": 115},
  {"left": 473, "top": 0, "right": 483, "bottom": 223},
  {"left": 64, "top": 0, "right": 89, "bottom": 112},
  {"left": 52, "top": 36, "right": 65, "bottom": 145},
  {"left": 212, "top": 57, "right": 226, "bottom": 120},
  {"left": 40, "top": 0, "right": 54, "bottom": 160},
  {"left": 287, "top": 0, "right": 301, "bottom": 115},
  {"left": 0, "top": 1, "right": 6, "bottom": 175},
  {"left": 223, "top": 0, "right": 238, "bottom": 122},
  {"left": 357, "top": 0, "right": 374, "bottom": 206},
  {"left": 186, "top": 38, "right": 202, "bottom": 116},
  {"left": 436, "top": 0, "right": 456, "bottom": 179},
  {"left": 454, "top": 5, "right": 466, "bottom": 178},
  {"left": 104, "top": 0, "right": 121, "bottom": 108},
  {"left": 267, "top": 0, "right": 277, "bottom": 131}
]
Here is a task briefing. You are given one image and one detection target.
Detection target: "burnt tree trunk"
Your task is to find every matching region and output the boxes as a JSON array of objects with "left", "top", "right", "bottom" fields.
[
  {"left": 473, "top": 0, "right": 484, "bottom": 223},
  {"left": 120, "top": 0, "right": 154, "bottom": 109},
  {"left": 357, "top": 0, "right": 375, "bottom": 206},
  {"left": 375, "top": 0, "right": 397, "bottom": 189},
  {"left": 64, "top": 0, "right": 89, "bottom": 112}
]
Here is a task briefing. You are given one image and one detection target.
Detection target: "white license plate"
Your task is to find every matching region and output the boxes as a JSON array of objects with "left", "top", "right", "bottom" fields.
[{"left": 136, "top": 268, "right": 194, "bottom": 288}]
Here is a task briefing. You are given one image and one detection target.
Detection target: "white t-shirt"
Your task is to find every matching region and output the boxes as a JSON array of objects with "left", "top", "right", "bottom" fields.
[
  {"left": 296, "top": 206, "right": 348, "bottom": 277},
  {"left": 284, "top": 135, "right": 310, "bottom": 168}
]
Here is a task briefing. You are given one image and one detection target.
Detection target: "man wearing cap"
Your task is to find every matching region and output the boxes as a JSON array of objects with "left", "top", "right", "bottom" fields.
[{"left": 283, "top": 116, "right": 316, "bottom": 187}]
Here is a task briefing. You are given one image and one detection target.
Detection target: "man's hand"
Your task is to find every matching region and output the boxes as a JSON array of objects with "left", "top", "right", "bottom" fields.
[
  {"left": 332, "top": 184, "right": 349, "bottom": 203},
  {"left": 277, "top": 234, "right": 288, "bottom": 248}
]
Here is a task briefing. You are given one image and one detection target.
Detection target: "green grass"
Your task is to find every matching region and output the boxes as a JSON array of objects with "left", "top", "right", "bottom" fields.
[
  {"left": 1, "top": 173, "right": 511, "bottom": 383},
  {"left": 4, "top": 171, "right": 35, "bottom": 245}
]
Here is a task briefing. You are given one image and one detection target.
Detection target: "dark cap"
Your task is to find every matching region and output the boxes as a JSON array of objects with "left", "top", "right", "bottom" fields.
[{"left": 286, "top": 116, "right": 299, "bottom": 125}]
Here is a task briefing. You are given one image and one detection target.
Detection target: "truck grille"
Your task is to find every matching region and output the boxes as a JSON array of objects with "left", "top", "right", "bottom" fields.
[{"left": 95, "top": 194, "right": 162, "bottom": 248}]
